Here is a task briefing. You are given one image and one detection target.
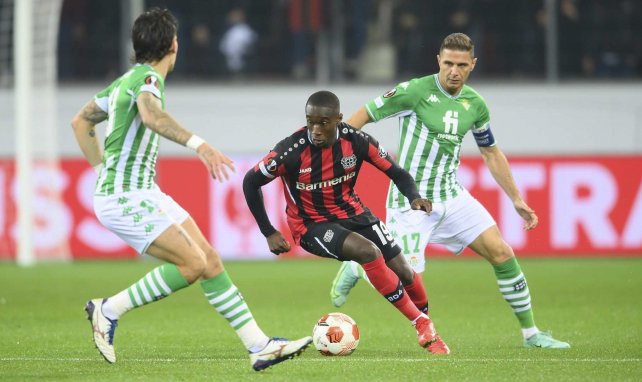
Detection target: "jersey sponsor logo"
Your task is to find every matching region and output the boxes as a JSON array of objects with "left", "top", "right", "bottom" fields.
[
  {"left": 378, "top": 145, "right": 387, "bottom": 158},
  {"left": 299, "top": 167, "right": 312, "bottom": 174},
  {"left": 340, "top": 155, "right": 357, "bottom": 170},
  {"left": 427, "top": 94, "right": 440, "bottom": 103},
  {"left": 295, "top": 171, "right": 356, "bottom": 191},
  {"left": 437, "top": 133, "right": 461, "bottom": 142},
  {"left": 144, "top": 76, "right": 159, "bottom": 88},
  {"left": 442, "top": 110, "right": 459, "bottom": 134},
  {"left": 323, "top": 229, "right": 334, "bottom": 242},
  {"left": 383, "top": 88, "right": 396, "bottom": 98}
]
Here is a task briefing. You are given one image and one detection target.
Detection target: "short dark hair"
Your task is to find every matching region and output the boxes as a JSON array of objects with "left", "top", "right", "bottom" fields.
[
  {"left": 132, "top": 8, "right": 178, "bottom": 64},
  {"left": 440, "top": 33, "right": 474, "bottom": 56},
  {"left": 306, "top": 90, "right": 340, "bottom": 112}
]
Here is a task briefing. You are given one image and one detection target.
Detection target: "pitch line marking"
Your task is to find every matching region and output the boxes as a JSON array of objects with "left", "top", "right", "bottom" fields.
[{"left": 1, "top": 357, "right": 640, "bottom": 363}]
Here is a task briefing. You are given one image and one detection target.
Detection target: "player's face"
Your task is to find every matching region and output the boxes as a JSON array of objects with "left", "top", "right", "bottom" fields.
[
  {"left": 437, "top": 49, "right": 477, "bottom": 96},
  {"left": 306, "top": 104, "right": 343, "bottom": 148}
]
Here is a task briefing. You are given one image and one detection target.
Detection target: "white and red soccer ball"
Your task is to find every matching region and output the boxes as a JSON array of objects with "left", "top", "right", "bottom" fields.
[{"left": 312, "top": 312, "right": 360, "bottom": 356}]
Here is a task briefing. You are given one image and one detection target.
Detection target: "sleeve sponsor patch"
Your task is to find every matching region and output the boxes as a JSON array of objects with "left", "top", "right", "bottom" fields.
[
  {"left": 144, "top": 75, "right": 159, "bottom": 88},
  {"left": 383, "top": 88, "right": 396, "bottom": 98}
]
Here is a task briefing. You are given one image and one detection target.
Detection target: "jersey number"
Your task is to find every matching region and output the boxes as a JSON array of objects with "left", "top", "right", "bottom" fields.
[
  {"left": 401, "top": 233, "right": 421, "bottom": 254},
  {"left": 372, "top": 221, "right": 393, "bottom": 245},
  {"left": 442, "top": 110, "right": 459, "bottom": 134}
]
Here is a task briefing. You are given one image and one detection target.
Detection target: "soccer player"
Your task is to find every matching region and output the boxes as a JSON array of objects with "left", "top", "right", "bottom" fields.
[
  {"left": 243, "top": 90, "right": 449, "bottom": 354},
  {"left": 329, "top": 33, "right": 570, "bottom": 349},
  {"left": 71, "top": 8, "right": 311, "bottom": 370}
]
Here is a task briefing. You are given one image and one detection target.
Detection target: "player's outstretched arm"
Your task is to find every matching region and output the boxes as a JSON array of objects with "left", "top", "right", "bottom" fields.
[
  {"left": 242, "top": 168, "right": 281, "bottom": 249},
  {"left": 346, "top": 107, "right": 372, "bottom": 130},
  {"left": 137, "top": 92, "right": 235, "bottom": 181},
  {"left": 71, "top": 99, "right": 107, "bottom": 172},
  {"left": 479, "top": 145, "right": 538, "bottom": 230}
]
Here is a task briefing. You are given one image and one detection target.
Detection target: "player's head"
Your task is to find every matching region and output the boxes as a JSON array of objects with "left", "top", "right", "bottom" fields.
[
  {"left": 305, "top": 91, "right": 343, "bottom": 148},
  {"left": 437, "top": 33, "right": 477, "bottom": 96},
  {"left": 132, "top": 8, "right": 179, "bottom": 71}
]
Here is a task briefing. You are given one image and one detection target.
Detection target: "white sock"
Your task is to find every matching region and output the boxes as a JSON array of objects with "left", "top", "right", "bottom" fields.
[
  {"left": 102, "top": 290, "right": 134, "bottom": 320},
  {"left": 237, "top": 320, "right": 270, "bottom": 352},
  {"left": 522, "top": 326, "right": 540, "bottom": 339}
]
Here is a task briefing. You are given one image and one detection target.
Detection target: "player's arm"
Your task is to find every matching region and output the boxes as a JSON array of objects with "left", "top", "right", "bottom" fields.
[
  {"left": 136, "top": 92, "right": 235, "bottom": 182},
  {"left": 346, "top": 107, "right": 372, "bottom": 130},
  {"left": 479, "top": 145, "right": 538, "bottom": 230},
  {"left": 361, "top": 133, "right": 432, "bottom": 213},
  {"left": 71, "top": 99, "right": 107, "bottom": 172},
  {"left": 242, "top": 155, "right": 291, "bottom": 255}
]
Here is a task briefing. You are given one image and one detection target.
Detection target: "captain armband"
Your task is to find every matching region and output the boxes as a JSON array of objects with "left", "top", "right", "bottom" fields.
[{"left": 472, "top": 123, "right": 496, "bottom": 147}]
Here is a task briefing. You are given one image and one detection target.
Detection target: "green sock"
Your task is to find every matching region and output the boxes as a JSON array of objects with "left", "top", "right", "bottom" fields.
[
  {"left": 493, "top": 257, "right": 536, "bottom": 329},
  {"left": 200, "top": 271, "right": 256, "bottom": 330},
  {"left": 127, "top": 263, "right": 189, "bottom": 308},
  {"left": 201, "top": 271, "right": 268, "bottom": 350}
]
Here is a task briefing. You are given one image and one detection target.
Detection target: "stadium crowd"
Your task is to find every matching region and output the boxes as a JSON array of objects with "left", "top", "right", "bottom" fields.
[{"left": 57, "top": 0, "right": 641, "bottom": 81}]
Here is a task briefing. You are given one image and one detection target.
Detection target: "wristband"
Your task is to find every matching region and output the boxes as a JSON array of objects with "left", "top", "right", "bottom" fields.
[
  {"left": 186, "top": 135, "right": 205, "bottom": 151},
  {"left": 93, "top": 163, "right": 103, "bottom": 174}
]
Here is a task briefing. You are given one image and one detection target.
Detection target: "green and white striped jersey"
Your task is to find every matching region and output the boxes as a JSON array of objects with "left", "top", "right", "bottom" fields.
[
  {"left": 364, "top": 74, "right": 492, "bottom": 207},
  {"left": 93, "top": 64, "right": 165, "bottom": 195}
]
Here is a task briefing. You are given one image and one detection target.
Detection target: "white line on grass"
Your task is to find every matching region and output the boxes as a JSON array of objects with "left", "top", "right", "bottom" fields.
[{"left": 1, "top": 357, "right": 640, "bottom": 363}]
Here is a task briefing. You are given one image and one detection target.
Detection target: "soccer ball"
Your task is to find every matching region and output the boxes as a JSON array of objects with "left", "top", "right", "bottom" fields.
[{"left": 312, "top": 312, "right": 360, "bottom": 356}]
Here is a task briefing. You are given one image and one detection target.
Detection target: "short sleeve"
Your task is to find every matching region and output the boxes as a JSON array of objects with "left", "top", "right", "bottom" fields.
[{"left": 364, "top": 79, "right": 423, "bottom": 122}]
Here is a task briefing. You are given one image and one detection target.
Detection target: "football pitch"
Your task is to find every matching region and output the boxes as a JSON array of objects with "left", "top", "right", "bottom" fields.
[{"left": 1, "top": 258, "right": 640, "bottom": 381}]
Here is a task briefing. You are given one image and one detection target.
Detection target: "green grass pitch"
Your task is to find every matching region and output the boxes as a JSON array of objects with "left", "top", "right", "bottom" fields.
[{"left": 1, "top": 258, "right": 640, "bottom": 381}]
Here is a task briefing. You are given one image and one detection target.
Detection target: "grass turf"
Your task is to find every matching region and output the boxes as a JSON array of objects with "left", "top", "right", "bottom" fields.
[{"left": 0, "top": 258, "right": 640, "bottom": 381}]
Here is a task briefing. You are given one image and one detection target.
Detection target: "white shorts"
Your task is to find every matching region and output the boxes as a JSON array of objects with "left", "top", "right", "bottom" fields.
[
  {"left": 386, "top": 190, "right": 496, "bottom": 273},
  {"left": 94, "top": 186, "right": 189, "bottom": 255}
]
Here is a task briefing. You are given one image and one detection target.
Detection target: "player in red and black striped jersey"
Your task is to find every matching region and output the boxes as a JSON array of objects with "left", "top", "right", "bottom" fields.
[{"left": 243, "top": 91, "right": 449, "bottom": 354}]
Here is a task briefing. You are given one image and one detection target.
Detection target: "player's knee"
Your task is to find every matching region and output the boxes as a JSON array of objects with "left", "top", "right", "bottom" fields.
[
  {"left": 357, "top": 241, "right": 381, "bottom": 263},
  {"left": 397, "top": 265, "right": 415, "bottom": 285},
  {"left": 181, "top": 250, "right": 208, "bottom": 283},
  {"left": 489, "top": 242, "right": 514, "bottom": 264}
]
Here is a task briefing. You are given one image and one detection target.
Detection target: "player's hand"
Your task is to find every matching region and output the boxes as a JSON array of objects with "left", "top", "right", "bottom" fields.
[
  {"left": 410, "top": 198, "right": 432, "bottom": 214},
  {"left": 514, "top": 199, "right": 538, "bottom": 230},
  {"left": 196, "top": 143, "right": 236, "bottom": 182},
  {"left": 266, "top": 231, "right": 291, "bottom": 255}
]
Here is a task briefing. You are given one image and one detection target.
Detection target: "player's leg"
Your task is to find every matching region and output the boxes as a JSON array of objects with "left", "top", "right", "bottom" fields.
[
  {"left": 468, "top": 227, "right": 570, "bottom": 349},
  {"left": 301, "top": 221, "right": 439, "bottom": 351},
  {"left": 86, "top": 192, "right": 203, "bottom": 363},
  {"left": 340, "top": 232, "right": 440, "bottom": 350},
  {"left": 441, "top": 191, "right": 569, "bottom": 349},
  {"left": 180, "top": 217, "right": 311, "bottom": 370},
  {"left": 331, "top": 207, "right": 436, "bottom": 311}
]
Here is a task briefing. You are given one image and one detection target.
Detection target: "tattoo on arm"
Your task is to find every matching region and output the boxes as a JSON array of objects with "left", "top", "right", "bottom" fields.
[
  {"left": 89, "top": 128, "right": 96, "bottom": 138},
  {"left": 80, "top": 101, "right": 108, "bottom": 124},
  {"left": 139, "top": 92, "right": 191, "bottom": 145}
]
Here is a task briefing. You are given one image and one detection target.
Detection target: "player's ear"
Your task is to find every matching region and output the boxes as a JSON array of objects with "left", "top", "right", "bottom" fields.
[
  {"left": 471, "top": 57, "right": 477, "bottom": 71},
  {"left": 436, "top": 54, "right": 440, "bottom": 65},
  {"left": 170, "top": 36, "right": 178, "bottom": 54},
  {"left": 338, "top": 113, "right": 343, "bottom": 122}
]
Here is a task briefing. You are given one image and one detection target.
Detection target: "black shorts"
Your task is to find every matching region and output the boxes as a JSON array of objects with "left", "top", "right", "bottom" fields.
[{"left": 299, "top": 212, "right": 401, "bottom": 262}]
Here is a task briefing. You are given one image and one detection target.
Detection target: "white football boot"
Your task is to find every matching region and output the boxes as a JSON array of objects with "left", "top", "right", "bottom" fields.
[
  {"left": 249, "top": 336, "right": 312, "bottom": 371},
  {"left": 84, "top": 298, "right": 118, "bottom": 363}
]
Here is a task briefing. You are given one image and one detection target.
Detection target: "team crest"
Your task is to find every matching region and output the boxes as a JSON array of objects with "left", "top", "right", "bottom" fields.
[
  {"left": 340, "top": 154, "right": 357, "bottom": 169},
  {"left": 378, "top": 145, "right": 387, "bottom": 158},
  {"left": 323, "top": 229, "right": 334, "bottom": 242},
  {"left": 461, "top": 99, "right": 471, "bottom": 110},
  {"left": 383, "top": 88, "right": 396, "bottom": 98}
]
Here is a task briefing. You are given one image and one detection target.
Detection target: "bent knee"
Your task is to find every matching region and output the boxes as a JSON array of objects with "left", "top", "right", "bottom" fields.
[
  {"left": 487, "top": 242, "right": 515, "bottom": 265},
  {"left": 180, "top": 250, "right": 208, "bottom": 283}
]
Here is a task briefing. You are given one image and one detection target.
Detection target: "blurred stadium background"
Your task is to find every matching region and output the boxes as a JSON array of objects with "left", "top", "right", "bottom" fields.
[{"left": 0, "top": 0, "right": 639, "bottom": 261}]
